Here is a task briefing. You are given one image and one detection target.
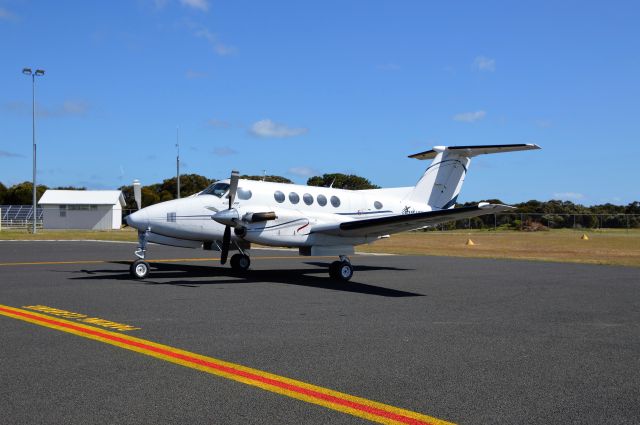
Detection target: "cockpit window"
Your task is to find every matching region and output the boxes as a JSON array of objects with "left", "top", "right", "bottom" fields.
[{"left": 199, "top": 182, "right": 230, "bottom": 198}]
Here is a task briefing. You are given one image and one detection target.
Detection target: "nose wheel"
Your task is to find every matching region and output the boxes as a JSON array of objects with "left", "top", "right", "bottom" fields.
[
  {"left": 130, "top": 259, "right": 150, "bottom": 279},
  {"left": 329, "top": 256, "right": 353, "bottom": 281}
]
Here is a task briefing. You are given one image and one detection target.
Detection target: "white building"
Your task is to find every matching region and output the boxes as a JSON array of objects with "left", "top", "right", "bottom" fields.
[{"left": 38, "top": 190, "right": 126, "bottom": 230}]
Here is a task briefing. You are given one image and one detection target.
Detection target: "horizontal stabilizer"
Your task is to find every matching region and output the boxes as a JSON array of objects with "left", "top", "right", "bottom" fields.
[{"left": 409, "top": 144, "right": 540, "bottom": 160}]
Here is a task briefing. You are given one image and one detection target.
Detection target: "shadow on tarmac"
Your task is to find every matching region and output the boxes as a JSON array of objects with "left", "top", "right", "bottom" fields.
[{"left": 69, "top": 261, "right": 423, "bottom": 297}]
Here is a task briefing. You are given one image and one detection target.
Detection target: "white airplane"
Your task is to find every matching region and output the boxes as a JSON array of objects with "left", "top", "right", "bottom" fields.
[{"left": 126, "top": 144, "right": 540, "bottom": 281}]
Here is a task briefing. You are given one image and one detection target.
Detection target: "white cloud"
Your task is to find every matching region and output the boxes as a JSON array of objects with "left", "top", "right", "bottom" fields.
[
  {"left": 535, "top": 119, "right": 552, "bottom": 128},
  {"left": 180, "top": 0, "right": 209, "bottom": 12},
  {"left": 207, "top": 118, "right": 231, "bottom": 128},
  {"left": 4, "top": 100, "right": 89, "bottom": 118},
  {"left": 0, "top": 150, "right": 23, "bottom": 158},
  {"left": 288, "top": 166, "right": 318, "bottom": 177},
  {"left": 453, "top": 110, "right": 486, "bottom": 123},
  {"left": 213, "top": 147, "right": 237, "bottom": 156},
  {"left": 376, "top": 63, "right": 400, "bottom": 71},
  {"left": 192, "top": 25, "right": 235, "bottom": 55},
  {"left": 250, "top": 119, "right": 308, "bottom": 138},
  {"left": 185, "top": 69, "right": 208, "bottom": 79},
  {"left": 473, "top": 56, "right": 496, "bottom": 72},
  {"left": 553, "top": 192, "right": 585, "bottom": 201},
  {"left": 0, "top": 7, "right": 15, "bottom": 20},
  {"left": 61, "top": 100, "right": 89, "bottom": 116}
]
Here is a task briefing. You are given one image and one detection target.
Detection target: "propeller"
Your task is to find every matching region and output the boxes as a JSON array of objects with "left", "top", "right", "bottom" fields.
[
  {"left": 211, "top": 170, "right": 277, "bottom": 265},
  {"left": 216, "top": 170, "right": 239, "bottom": 265}
]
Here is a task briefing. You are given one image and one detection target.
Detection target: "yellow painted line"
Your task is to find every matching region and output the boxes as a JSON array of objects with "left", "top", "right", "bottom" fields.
[
  {"left": 0, "top": 304, "right": 454, "bottom": 425},
  {"left": 0, "top": 256, "right": 332, "bottom": 267}
]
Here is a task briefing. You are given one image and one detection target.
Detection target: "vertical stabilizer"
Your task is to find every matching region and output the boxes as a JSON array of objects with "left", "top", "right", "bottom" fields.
[
  {"left": 405, "top": 144, "right": 540, "bottom": 209},
  {"left": 405, "top": 147, "right": 469, "bottom": 208}
]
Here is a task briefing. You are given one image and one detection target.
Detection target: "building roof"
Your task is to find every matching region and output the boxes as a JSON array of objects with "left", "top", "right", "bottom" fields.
[{"left": 38, "top": 190, "right": 126, "bottom": 207}]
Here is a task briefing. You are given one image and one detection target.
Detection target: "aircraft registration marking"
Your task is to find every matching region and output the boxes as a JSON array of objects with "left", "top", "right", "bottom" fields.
[{"left": 0, "top": 304, "right": 454, "bottom": 425}]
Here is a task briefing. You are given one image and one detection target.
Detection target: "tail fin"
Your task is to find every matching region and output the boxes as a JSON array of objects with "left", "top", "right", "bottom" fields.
[{"left": 405, "top": 144, "right": 540, "bottom": 209}]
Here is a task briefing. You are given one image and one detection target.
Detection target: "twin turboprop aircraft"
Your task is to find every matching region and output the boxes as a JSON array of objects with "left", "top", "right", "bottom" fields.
[{"left": 125, "top": 144, "right": 540, "bottom": 281}]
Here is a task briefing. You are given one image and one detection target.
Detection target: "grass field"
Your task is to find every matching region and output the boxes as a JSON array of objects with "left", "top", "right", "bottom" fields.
[
  {"left": 359, "top": 229, "right": 640, "bottom": 267},
  {"left": 1, "top": 228, "right": 639, "bottom": 267}
]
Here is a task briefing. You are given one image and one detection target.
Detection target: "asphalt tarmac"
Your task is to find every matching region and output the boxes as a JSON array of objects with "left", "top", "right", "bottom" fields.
[{"left": 1, "top": 241, "right": 638, "bottom": 424}]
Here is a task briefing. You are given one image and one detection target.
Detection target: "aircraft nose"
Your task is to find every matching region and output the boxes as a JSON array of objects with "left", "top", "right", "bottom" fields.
[{"left": 126, "top": 209, "right": 149, "bottom": 230}]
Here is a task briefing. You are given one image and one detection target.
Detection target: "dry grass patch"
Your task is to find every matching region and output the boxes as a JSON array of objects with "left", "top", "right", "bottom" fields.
[{"left": 357, "top": 230, "right": 640, "bottom": 267}]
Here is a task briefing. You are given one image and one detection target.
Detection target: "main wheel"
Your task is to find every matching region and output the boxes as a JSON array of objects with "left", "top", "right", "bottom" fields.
[
  {"left": 230, "top": 254, "right": 251, "bottom": 271},
  {"left": 130, "top": 259, "right": 150, "bottom": 279},
  {"left": 329, "top": 261, "right": 353, "bottom": 281}
]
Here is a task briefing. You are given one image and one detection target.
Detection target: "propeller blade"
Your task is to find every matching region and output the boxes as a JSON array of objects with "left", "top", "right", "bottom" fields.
[
  {"left": 133, "top": 179, "right": 142, "bottom": 210},
  {"left": 220, "top": 225, "right": 231, "bottom": 264},
  {"left": 227, "top": 170, "right": 239, "bottom": 209}
]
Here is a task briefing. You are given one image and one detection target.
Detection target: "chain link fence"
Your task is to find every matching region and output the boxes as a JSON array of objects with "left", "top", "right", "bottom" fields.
[
  {"left": 433, "top": 213, "right": 640, "bottom": 231},
  {"left": 3, "top": 206, "right": 640, "bottom": 231}
]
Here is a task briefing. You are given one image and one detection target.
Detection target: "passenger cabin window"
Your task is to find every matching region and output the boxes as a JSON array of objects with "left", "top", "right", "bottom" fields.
[
  {"left": 374, "top": 201, "right": 383, "bottom": 209},
  {"left": 274, "top": 191, "right": 285, "bottom": 203},
  {"left": 200, "top": 182, "right": 230, "bottom": 198},
  {"left": 303, "top": 193, "right": 313, "bottom": 205},
  {"left": 167, "top": 212, "right": 176, "bottom": 222},
  {"left": 317, "top": 194, "right": 327, "bottom": 206},
  {"left": 330, "top": 196, "right": 341, "bottom": 208},
  {"left": 237, "top": 188, "right": 252, "bottom": 200},
  {"left": 289, "top": 192, "right": 300, "bottom": 204}
]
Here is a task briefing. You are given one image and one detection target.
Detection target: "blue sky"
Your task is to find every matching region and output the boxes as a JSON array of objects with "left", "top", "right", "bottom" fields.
[{"left": 1, "top": 0, "right": 638, "bottom": 205}]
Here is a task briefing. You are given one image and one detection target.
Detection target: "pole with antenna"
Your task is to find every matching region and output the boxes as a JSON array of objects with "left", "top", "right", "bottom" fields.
[{"left": 176, "top": 126, "right": 180, "bottom": 199}]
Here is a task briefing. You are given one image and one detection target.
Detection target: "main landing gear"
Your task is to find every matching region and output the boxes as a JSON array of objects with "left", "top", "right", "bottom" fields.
[
  {"left": 130, "top": 229, "right": 151, "bottom": 279},
  {"left": 329, "top": 255, "right": 353, "bottom": 281},
  {"left": 230, "top": 253, "right": 251, "bottom": 272}
]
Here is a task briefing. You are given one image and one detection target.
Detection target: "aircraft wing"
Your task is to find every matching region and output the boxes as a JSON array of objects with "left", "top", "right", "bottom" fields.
[{"left": 311, "top": 203, "right": 514, "bottom": 237}]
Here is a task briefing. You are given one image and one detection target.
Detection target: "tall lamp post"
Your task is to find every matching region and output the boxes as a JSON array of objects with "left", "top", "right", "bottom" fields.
[
  {"left": 22, "top": 67, "right": 45, "bottom": 233},
  {"left": 176, "top": 126, "right": 180, "bottom": 199}
]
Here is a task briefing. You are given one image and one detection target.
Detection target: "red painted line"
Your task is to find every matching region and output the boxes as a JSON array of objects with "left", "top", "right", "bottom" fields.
[{"left": 1, "top": 307, "right": 435, "bottom": 425}]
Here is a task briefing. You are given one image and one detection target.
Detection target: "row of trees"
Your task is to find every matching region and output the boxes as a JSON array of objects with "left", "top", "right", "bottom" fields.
[{"left": 2, "top": 176, "right": 638, "bottom": 228}]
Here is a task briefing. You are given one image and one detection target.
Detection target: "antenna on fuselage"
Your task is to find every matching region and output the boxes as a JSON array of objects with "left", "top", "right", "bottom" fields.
[
  {"left": 262, "top": 170, "right": 266, "bottom": 182},
  {"left": 329, "top": 177, "right": 336, "bottom": 188}
]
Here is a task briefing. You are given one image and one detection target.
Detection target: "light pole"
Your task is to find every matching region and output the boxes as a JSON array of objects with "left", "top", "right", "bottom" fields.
[
  {"left": 176, "top": 126, "right": 180, "bottom": 199},
  {"left": 22, "top": 67, "right": 45, "bottom": 233}
]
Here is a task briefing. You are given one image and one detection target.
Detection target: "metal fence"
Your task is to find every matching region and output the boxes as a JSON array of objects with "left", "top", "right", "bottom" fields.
[
  {"left": 0, "top": 205, "right": 43, "bottom": 229},
  {"left": 432, "top": 212, "right": 640, "bottom": 231},
  {"left": 3, "top": 206, "right": 639, "bottom": 231}
]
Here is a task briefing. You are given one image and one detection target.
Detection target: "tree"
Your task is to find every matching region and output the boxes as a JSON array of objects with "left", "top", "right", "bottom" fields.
[
  {"left": 159, "top": 174, "right": 215, "bottom": 198},
  {"left": 141, "top": 187, "right": 160, "bottom": 207},
  {"left": 241, "top": 174, "right": 293, "bottom": 184},
  {"left": 0, "top": 182, "right": 7, "bottom": 204},
  {"left": 3, "top": 182, "right": 48, "bottom": 205},
  {"left": 306, "top": 173, "right": 379, "bottom": 190}
]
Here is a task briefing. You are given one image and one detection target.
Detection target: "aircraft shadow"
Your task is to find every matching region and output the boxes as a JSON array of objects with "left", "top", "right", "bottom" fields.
[{"left": 69, "top": 261, "right": 423, "bottom": 297}]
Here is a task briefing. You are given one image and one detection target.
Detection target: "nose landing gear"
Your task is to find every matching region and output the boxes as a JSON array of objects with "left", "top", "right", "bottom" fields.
[{"left": 130, "top": 229, "right": 151, "bottom": 279}]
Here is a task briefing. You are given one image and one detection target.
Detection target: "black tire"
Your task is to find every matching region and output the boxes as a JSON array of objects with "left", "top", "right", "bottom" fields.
[
  {"left": 130, "top": 259, "right": 150, "bottom": 279},
  {"left": 337, "top": 261, "right": 353, "bottom": 281},
  {"left": 329, "top": 260, "right": 352, "bottom": 281},
  {"left": 230, "top": 254, "right": 251, "bottom": 271}
]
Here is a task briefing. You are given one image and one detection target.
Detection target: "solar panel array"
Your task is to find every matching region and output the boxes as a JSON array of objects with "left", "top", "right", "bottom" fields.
[{"left": 0, "top": 205, "right": 43, "bottom": 227}]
